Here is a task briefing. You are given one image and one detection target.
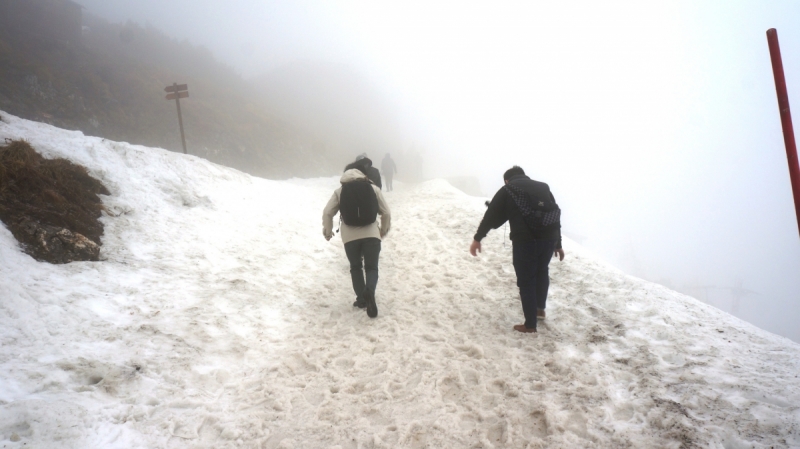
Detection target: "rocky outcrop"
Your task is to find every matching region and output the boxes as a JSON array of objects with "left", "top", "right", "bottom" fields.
[{"left": 15, "top": 217, "right": 100, "bottom": 263}]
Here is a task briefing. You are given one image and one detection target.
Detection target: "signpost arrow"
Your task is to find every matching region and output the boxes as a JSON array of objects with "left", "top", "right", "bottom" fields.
[
  {"left": 164, "top": 84, "right": 188, "bottom": 93},
  {"left": 165, "top": 91, "right": 189, "bottom": 100},
  {"left": 164, "top": 82, "right": 189, "bottom": 154}
]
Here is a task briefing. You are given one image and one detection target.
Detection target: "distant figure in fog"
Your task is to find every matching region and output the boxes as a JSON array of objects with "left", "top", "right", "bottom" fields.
[
  {"left": 381, "top": 153, "right": 397, "bottom": 192},
  {"left": 323, "top": 157, "right": 391, "bottom": 318},
  {"left": 469, "top": 166, "right": 565, "bottom": 335},
  {"left": 355, "top": 153, "right": 382, "bottom": 189}
]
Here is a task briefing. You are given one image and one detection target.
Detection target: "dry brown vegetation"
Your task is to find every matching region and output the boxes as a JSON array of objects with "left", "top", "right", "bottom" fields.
[{"left": 0, "top": 140, "right": 108, "bottom": 262}]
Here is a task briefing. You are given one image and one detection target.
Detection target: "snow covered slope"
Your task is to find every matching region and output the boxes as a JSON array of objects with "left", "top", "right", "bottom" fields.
[{"left": 1, "top": 111, "right": 799, "bottom": 448}]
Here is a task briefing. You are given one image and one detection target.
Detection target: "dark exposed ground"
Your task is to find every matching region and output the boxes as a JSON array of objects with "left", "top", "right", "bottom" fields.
[{"left": 0, "top": 139, "right": 108, "bottom": 263}]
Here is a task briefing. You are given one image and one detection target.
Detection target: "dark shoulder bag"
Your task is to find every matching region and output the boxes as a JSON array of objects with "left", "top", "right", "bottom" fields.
[{"left": 503, "top": 183, "right": 561, "bottom": 231}]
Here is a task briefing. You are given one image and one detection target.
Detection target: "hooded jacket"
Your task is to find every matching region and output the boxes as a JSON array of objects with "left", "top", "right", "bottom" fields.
[
  {"left": 353, "top": 156, "right": 382, "bottom": 188},
  {"left": 323, "top": 169, "right": 391, "bottom": 244},
  {"left": 474, "top": 174, "right": 562, "bottom": 249},
  {"left": 365, "top": 166, "right": 382, "bottom": 189}
]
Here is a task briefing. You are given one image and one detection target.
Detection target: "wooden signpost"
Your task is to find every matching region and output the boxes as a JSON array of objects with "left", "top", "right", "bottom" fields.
[{"left": 165, "top": 83, "right": 189, "bottom": 154}]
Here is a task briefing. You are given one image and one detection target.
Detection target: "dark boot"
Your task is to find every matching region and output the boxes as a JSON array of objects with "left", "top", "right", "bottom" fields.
[{"left": 365, "top": 289, "right": 378, "bottom": 318}]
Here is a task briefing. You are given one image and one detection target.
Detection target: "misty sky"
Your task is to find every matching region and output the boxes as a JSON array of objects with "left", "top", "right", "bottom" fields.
[{"left": 76, "top": 0, "right": 800, "bottom": 342}]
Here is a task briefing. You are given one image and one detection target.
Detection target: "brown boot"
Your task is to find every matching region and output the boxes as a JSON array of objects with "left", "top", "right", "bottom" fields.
[
  {"left": 537, "top": 309, "right": 546, "bottom": 320},
  {"left": 513, "top": 324, "right": 537, "bottom": 334}
]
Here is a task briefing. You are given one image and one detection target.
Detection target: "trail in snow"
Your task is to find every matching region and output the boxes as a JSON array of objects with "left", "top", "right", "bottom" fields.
[{"left": 1, "top": 112, "right": 799, "bottom": 448}]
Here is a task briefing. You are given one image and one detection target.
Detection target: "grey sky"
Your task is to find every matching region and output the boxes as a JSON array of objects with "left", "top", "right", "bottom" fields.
[{"left": 77, "top": 0, "right": 800, "bottom": 342}]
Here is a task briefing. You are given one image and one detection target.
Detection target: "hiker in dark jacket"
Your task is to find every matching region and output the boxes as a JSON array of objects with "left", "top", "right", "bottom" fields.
[
  {"left": 356, "top": 153, "right": 382, "bottom": 189},
  {"left": 322, "top": 160, "right": 391, "bottom": 318},
  {"left": 469, "top": 166, "right": 565, "bottom": 334},
  {"left": 381, "top": 153, "right": 397, "bottom": 191}
]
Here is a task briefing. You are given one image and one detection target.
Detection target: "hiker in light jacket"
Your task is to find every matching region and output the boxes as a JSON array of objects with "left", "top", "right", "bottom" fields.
[{"left": 323, "top": 160, "right": 391, "bottom": 318}]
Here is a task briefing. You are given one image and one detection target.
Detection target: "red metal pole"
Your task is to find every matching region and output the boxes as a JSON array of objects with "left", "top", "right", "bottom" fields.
[{"left": 767, "top": 28, "right": 800, "bottom": 238}]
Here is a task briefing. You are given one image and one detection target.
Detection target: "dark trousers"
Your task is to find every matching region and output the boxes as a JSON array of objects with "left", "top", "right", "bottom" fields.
[
  {"left": 512, "top": 239, "right": 555, "bottom": 329},
  {"left": 344, "top": 238, "right": 381, "bottom": 300},
  {"left": 385, "top": 175, "right": 393, "bottom": 191}
]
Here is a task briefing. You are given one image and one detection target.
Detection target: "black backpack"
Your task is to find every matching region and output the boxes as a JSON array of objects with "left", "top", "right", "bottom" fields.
[
  {"left": 504, "top": 183, "right": 561, "bottom": 231},
  {"left": 340, "top": 180, "right": 379, "bottom": 226}
]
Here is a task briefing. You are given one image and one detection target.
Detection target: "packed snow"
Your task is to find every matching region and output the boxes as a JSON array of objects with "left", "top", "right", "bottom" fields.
[{"left": 1, "top": 111, "right": 799, "bottom": 448}]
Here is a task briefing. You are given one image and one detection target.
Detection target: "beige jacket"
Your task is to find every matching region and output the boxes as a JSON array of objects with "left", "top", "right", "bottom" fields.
[{"left": 323, "top": 169, "right": 391, "bottom": 244}]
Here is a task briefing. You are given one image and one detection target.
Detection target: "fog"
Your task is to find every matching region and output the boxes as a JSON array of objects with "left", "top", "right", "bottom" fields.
[{"left": 77, "top": 0, "right": 800, "bottom": 342}]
